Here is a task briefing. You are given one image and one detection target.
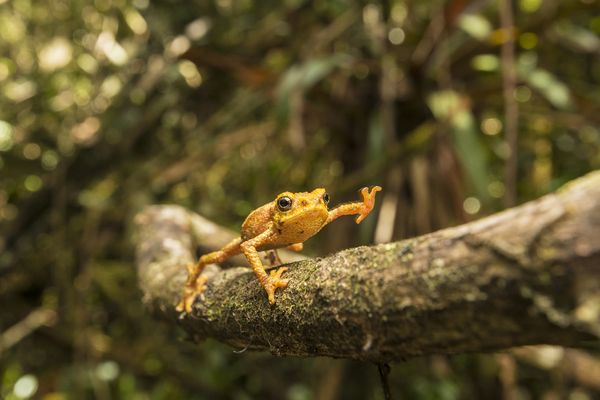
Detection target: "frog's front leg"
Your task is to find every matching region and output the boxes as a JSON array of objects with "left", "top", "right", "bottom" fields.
[
  {"left": 177, "top": 237, "right": 243, "bottom": 313},
  {"left": 326, "top": 186, "right": 382, "bottom": 225},
  {"left": 240, "top": 227, "right": 289, "bottom": 304},
  {"left": 287, "top": 243, "right": 303, "bottom": 252}
]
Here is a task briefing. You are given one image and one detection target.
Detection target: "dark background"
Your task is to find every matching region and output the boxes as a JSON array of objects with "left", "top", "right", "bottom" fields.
[{"left": 1, "top": 0, "right": 599, "bottom": 398}]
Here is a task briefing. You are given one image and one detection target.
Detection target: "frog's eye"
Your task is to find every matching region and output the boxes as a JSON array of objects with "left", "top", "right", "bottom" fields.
[
  {"left": 277, "top": 196, "right": 293, "bottom": 211},
  {"left": 323, "top": 193, "right": 330, "bottom": 205}
]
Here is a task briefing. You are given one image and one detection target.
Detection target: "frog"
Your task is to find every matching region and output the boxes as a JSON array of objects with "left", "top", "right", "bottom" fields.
[{"left": 176, "top": 186, "right": 382, "bottom": 313}]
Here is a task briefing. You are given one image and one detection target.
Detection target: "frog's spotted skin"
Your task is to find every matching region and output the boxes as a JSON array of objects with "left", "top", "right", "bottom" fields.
[{"left": 176, "top": 186, "right": 382, "bottom": 313}]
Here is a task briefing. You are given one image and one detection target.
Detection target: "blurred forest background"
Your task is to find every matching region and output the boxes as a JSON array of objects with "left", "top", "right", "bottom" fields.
[{"left": 1, "top": 0, "right": 600, "bottom": 398}]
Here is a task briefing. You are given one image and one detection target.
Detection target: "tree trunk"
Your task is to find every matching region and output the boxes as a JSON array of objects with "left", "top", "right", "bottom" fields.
[{"left": 134, "top": 171, "right": 600, "bottom": 362}]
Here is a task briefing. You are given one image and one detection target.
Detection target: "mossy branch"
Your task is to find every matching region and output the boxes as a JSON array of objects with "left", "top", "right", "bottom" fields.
[{"left": 134, "top": 171, "right": 600, "bottom": 362}]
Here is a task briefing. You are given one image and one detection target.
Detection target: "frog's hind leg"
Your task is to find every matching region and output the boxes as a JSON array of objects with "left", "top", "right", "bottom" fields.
[
  {"left": 177, "top": 237, "right": 243, "bottom": 313},
  {"left": 240, "top": 228, "right": 288, "bottom": 304}
]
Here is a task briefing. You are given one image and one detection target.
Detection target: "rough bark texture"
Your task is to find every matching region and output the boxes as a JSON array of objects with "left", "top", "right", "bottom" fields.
[{"left": 134, "top": 171, "right": 600, "bottom": 362}]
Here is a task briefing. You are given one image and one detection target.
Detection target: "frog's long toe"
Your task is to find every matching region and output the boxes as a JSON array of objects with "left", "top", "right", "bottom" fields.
[
  {"left": 265, "top": 267, "right": 289, "bottom": 304},
  {"left": 176, "top": 274, "right": 208, "bottom": 313}
]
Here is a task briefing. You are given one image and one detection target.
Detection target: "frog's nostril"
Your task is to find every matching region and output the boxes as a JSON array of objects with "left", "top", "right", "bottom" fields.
[{"left": 301, "top": 199, "right": 309, "bottom": 206}]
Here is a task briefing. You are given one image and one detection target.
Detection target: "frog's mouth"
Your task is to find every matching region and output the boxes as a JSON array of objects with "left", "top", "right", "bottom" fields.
[{"left": 277, "top": 209, "right": 327, "bottom": 239}]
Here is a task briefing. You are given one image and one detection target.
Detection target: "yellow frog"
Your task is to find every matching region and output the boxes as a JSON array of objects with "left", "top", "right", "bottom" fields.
[{"left": 177, "top": 186, "right": 382, "bottom": 313}]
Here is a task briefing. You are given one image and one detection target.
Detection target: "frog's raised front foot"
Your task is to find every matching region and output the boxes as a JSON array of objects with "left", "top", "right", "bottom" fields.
[
  {"left": 264, "top": 266, "right": 289, "bottom": 304},
  {"left": 176, "top": 269, "right": 208, "bottom": 313},
  {"left": 355, "top": 186, "right": 382, "bottom": 224}
]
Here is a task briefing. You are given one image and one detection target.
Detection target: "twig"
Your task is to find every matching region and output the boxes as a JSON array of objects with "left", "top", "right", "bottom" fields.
[
  {"left": 0, "top": 308, "right": 57, "bottom": 354},
  {"left": 499, "top": 0, "right": 519, "bottom": 206},
  {"left": 377, "top": 363, "right": 393, "bottom": 400}
]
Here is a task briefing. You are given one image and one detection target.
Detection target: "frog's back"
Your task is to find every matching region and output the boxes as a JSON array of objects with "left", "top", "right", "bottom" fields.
[{"left": 241, "top": 201, "right": 274, "bottom": 241}]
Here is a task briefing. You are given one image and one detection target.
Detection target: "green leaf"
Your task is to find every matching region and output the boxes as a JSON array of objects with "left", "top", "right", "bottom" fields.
[
  {"left": 428, "top": 90, "right": 490, "bottom": 201},
  {"left": 276, "top": 54, "right": 352, "bottom": 115},
  {"left": 523, "top": 68, "right": 573, "bottom": 109},
  {"left": 458, "top": 14, "right": 492, "bottom": 41}
]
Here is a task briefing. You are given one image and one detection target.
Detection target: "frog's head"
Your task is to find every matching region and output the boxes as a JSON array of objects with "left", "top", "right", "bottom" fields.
[{"left": 272, "top": 188, "right": 330, "bottom": 241}]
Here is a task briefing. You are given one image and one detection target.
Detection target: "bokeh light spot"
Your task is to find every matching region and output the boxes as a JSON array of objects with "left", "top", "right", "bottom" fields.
[
  {"left": 125, "top": 9, "right": 148, "bottom": 35},
  {"left": 388, "top": 28, "right": 405, "bottom": 45},
  {"left": 23, "top": 143, "right": 41, "bottom": 160},
  {"left": 459, "top": 14, "right": 492, "bottom": 40},
  {"left": 488, "top": 181, "right": 506, "bottom": 198},
  {"left": 481, "top": 117, "right": 502, "bottom": 136},
  {"left": 39, "top": 37, "right": 73, "bottom": 72},
  {"left": 463, "top": 197, "right": 481, "bottom": 215},
  {"left": 186, "top": 18, "right": 211, "bottom": 40},
  {"left": 519, "top": 32, "right": 538, "bottom": 49},
  {"left": 42, "top": 150, "right": 60, "bottom": 170},
  {"left": 24, "top": 175, "right": 43, "bottom": 192},
  {"left": 0, "top": 120, "right": 14, "bottom": 151},
  {"left": 391, "top": 3, "right": 407, "bottom": 24},
  {"left": 101, "top": 75, "right": 122, "bottom": 98},
  {"left": 178, "top": 60, "right": 203, "bottom": 87},
  {"left": 0, "top": 61, "right": 10, "bottom": 81},
  {"left": 0, "top": 14, "right": 26, "bottom": 43},
  {"left": 96, "top": 32, "right": 128, "bottom": 65},
  {"left": 96, "top": 361, "right": 120, "bottom": 381},
  {"left": 520, "top": 0, "right": 542, "bottom": 13},
  {"left": 471, "top": 54, "right": 499, "bottom": 72},
  {"left": 13, "top": 374, "right": 38, "bottom": 399},
  {"left": 4, "top": 80, "right": 37, "bottom": 103},
  {"left": 514, "top": 86, "right": 532, "bottom": 102},
  {"left": 77, "top": 53, "right": 98, "bottom": 74},
  {"left": 168, "top": 36, "right": 191, "bottom": 57},
  {"left": 71, "top": 117, "right": 101, "bottom": 145}
]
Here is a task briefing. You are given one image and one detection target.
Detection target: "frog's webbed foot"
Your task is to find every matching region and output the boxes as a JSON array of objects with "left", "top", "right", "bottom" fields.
[
  {"left": 264, "top": 267, "right": 289, "bottom": 304},
  {"left": 176, "top": 265, "right": 208, "bottom": 313},
  {"left": 355, "top": 186, "right": 382, "bottom": 224}
]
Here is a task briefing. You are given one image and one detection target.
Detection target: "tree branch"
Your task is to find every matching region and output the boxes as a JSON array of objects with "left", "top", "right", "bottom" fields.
[{"left": 134, "top": 171, "right": 600, "bottom": 362}]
